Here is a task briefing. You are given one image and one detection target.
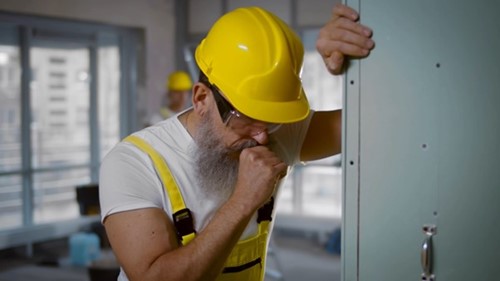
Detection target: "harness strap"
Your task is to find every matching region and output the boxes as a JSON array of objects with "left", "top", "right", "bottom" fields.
[
  {"left": 123, "top": 135, "right": 273, "bottom": 246},
  {"left": 124, "top": 135, "right": 196, "bottom": 245}
]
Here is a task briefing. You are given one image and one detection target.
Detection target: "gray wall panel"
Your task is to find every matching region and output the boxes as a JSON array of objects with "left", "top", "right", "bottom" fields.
[{"left": 344, "top": 0, "right": 500, "bottom": 280}]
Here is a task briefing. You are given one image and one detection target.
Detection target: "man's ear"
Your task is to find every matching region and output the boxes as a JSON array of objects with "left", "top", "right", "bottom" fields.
[{"left": 192, "top": 82, "right": 211, "bottom": 116}]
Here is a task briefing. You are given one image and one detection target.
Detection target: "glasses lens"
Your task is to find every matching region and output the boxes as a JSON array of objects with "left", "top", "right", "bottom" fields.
[
  {"left": 211, "top": 84, "right": 282, "bottom": 135},
  {"left": 226, "top": 110, "right": 282, "bottom": 136}
]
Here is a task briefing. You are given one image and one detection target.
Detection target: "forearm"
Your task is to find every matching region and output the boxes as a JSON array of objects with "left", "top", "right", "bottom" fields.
[
  {"left": 300, "top": 110, "right": 342, "bottom": 161},
  {"left": 143, "top": 197, "right": 255, "bottom": 281},
  {"left": 109, "top": 148, "right": 283, "bottom": 281}
]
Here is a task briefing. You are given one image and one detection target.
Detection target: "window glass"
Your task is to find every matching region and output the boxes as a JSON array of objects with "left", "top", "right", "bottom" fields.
[
  {"left": 0, "top": 28, "right": 21, "bottom": 172},
  {"left": 98, "top": 38, "right": 121, "bottom": 159},
  {"left": 276, "top": 173, "right": 295, "bottom": 214},
  {"left": 33, "top": 168, "right": 90, "bottom": 224},
  {"left": 302, "top": 165, "right": 342, "bottom": 218},
  {"left": 0, "top": 175, "right": 22, "bottom": 230},
  {"left": 276, "top": 28, "right": 343, "bottom": 218},
  {"left": 30, "top": 46, "right": 90, "bottom": 168},
  {"left": 0, "top": 25, "right": 22, "bottom": 231},
  {"left": 0, "top": 14, "right": 136, "bottom": 238},
  {"left": 301, "top": 29, "right": 343, "bottom": 111}
]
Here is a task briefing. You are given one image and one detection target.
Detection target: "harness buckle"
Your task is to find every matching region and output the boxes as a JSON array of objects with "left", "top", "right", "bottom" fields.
[
  {"left": 172, "top": 208, "right": 196, "bottom": 241},
  {"left": 257, "top": 197, "right": 274, "bottom": 223}
]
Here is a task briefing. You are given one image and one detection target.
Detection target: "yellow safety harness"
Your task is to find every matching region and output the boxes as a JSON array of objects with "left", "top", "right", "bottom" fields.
[{"left": 124, "top": 135, "right": 273, "bottom": 280}]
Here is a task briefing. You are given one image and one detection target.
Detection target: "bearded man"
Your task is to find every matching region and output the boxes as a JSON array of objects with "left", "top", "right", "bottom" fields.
[{"left": 99, "top": 4, "right": 374, "bottom": 281}]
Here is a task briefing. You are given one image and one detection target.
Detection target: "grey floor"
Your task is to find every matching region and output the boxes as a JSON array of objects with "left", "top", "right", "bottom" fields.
[
  {"left": 0, "top": 229, "right": 340, "bottom": 281},
  {"left": 266, "top": 230, "right": 341, "bottom": 281}
]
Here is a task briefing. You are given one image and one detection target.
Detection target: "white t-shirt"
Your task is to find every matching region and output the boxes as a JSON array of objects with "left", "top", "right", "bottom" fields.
[
  {"left": 148, "top": 106, "right": 176, "bottom": 126},
  {"left": 99, "top": 107, "right": 313, "bottom": 280}
]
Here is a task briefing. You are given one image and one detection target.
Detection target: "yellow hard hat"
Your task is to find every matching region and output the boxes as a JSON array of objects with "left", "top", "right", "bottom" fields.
[
  {"left": 167, "top": 71, "right": 192, "bottom": 91},
  {"left": 195, "top": 7, "right": 309, "bottom": 124}
]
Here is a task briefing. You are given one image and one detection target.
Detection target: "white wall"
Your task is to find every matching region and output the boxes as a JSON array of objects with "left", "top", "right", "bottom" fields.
[
  {"left": 0, "top": 0, "right": 177, "bottom": 125},
  {"left": 188, "top": 0, "right": 338, "bottom": 34}
]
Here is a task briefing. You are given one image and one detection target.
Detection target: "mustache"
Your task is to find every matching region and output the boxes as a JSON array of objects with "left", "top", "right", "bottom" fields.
[
  {"left": 226, "top": 139, "right": 258, "bottom": 159},
  {"left": 230, "top": 136, "right": 278, "bottom": 153},
  {"left": 233, "top": 139, "right": 259, "bottom": 151},
  {"left": 227, "top": 137, "right": 277, "bottom": 159}
]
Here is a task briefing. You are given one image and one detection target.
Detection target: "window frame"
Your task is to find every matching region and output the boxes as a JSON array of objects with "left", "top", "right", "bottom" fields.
[{"left": 0, "top": 11, "right": 140, "bottom": 250}]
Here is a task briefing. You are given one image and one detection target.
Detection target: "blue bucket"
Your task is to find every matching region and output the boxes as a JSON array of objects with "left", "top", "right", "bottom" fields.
[{"left": 69, "top": 232, "right": 101, "bottom": 266}]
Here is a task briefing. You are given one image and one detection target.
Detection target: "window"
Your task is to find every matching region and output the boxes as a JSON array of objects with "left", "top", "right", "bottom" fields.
[
  {"left": 98, "top": 35, "right": 121, "bottom": 159},
  {"left": 0, "top": 25, "right": 22, "bottom": 230},
  {"left": 276, "top": 29, "right": 343, "bottom": 220},
  {"left": 0, "top": 14, "right": 138, "bottom": 236}
]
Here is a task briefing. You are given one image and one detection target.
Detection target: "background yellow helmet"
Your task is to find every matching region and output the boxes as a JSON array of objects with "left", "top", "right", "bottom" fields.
[
  {"left": 195, "top": 7, "right": 309, "bottom": 124},
  {"left": 167, "top": 70, "right": 192, "bottom": 91}
]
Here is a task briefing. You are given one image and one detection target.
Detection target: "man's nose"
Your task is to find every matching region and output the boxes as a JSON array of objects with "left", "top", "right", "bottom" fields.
[{"left": 252, "top": 130, "right": 269, "bottom": 145}]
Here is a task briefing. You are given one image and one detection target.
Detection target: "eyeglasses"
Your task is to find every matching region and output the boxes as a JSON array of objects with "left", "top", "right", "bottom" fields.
[{"left": 209, "top": 84, "right": 282, "bottom": 136}]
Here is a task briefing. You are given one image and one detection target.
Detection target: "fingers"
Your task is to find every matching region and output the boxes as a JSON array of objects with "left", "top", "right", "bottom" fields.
[
  {"left": 238, "top": 146, "right": 287, "bottom": 188},
  {"left": 332, "top": 2, "right": 359, "bottom": 21},
  {"left": 317, "top": 3, "right": 375, "bottom": 75},
  {"left": 233, "top": 146, "right": 287, "bottom": 210},
  {"left": 318, "top": 29, "right": 373, "bottom": 58},
  {"left": 332, "top": 16, "right": 373, "bottom": 41},
  {"left": 242, "top": 146, "right": 286, "bottom": 177},
  {"left": 318, "top": 15, "right": 374, "bottom": 57},
  {"left": 321, "top": 51, "right": 345, "bottom": 76}
]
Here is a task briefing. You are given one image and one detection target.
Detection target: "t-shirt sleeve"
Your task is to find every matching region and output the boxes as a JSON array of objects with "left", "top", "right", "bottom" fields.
[{"left": 99, "top": 142, "right": 164, "bottom": 223}]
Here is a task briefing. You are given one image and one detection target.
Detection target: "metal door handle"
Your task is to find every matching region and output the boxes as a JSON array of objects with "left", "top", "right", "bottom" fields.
[
  {"left": 421, "top": 225, "right": 436, "bottom": 281},
  {"left": 421, "top": 235, "right": 432, "bottom": 275}
]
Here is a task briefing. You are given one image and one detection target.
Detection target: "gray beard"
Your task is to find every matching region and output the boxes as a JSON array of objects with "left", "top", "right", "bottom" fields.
[{"left": 190, "top": 112, "right": 258, "bottom": 201}]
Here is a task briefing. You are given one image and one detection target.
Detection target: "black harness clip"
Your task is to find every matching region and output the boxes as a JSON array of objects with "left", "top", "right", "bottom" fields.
[
  {"left": 172, "top": 208, "right": 196, "bottom": 241},
  {"left": 257, "top": 197, "right": 274, "bottom": 223}
]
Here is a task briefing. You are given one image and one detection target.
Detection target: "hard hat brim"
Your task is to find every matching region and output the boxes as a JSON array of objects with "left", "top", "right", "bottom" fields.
[{"left": 230, "top": 87, "right": 310, "bottom": 124}]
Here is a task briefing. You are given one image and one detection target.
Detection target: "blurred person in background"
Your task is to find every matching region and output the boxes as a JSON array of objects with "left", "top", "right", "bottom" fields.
[{"left": 148, "top": 70, "right": 193, "bottom": 125}]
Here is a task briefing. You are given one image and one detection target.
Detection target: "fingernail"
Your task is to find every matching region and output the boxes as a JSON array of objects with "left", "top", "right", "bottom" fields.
[{"left": 363, "top": 28, "right": 372, "bottom": 36}]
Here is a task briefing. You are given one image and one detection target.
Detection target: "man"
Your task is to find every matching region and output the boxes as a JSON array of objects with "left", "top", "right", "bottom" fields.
[
  {"left": 100, "top": 4, "right": 374, "bottom": 281},
  {"left": 148, "top": 70, "right": 193, "bottom": 125}
]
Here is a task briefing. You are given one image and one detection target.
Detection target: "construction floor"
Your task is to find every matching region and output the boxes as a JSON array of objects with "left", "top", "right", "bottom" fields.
[
  {"left": 266, "top": 229, "right": 341, "bottom": 281},
  {"left": 0, "top": 229, "right": 340, "bottom": 281}
]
